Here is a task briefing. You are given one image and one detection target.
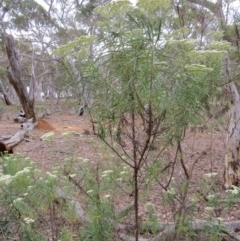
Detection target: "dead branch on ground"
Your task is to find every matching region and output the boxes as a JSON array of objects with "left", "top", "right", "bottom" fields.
[{"left": 4, "top": 119, "right": 38, "bottom": 148}]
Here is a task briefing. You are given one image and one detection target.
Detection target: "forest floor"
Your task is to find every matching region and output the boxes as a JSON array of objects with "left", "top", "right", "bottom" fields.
[{"left": 0, "top": 100, "right": 237, "bottom": 240}]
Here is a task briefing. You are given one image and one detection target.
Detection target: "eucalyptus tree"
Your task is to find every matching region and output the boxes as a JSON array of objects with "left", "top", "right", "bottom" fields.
[
  {"left": 0, "top": 0, "right": 58, "bottom": 110},
  {"left": 0, "top": 0, "right": 92, "bottom": 103},
  {"left": 16, "top": 0, "right": 109, "bottom": 106}
]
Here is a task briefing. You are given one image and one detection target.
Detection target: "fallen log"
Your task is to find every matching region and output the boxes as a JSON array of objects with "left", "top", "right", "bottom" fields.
[
  {"left": 149, "top": 219, "right": 240, "bottom": 241},
  {"left": 4, "top": 118, "right": 38, "bottom": 149},
  {"left": 116, "top": 219, "right": 240, "bottom": 241}
]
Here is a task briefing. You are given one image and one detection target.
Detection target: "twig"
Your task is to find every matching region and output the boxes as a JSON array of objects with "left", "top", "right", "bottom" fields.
[{"left": 178, "top": 141, "right": 189, "bottom": 179}]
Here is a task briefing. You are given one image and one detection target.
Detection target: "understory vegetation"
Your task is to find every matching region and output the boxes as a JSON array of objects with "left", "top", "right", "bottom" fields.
[
  {"left": 0, "top": 0, "right": 240, "bottom": 240},
  {"left": 0, "top": 105, "right": 238, "bottom": 241}
]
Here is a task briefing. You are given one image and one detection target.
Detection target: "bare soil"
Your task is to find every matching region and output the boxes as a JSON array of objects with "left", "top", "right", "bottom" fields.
[{"left": 0, "top": 102, "right": 98, "bottom": 171}]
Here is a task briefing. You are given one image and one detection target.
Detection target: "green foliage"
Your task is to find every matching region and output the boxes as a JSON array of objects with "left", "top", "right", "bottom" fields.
[
  {"left": 0, "top": 151, "right": 78, "bottom": 240},
  {"left": 203, "top": 224, "right": 226, "bottom": 241},
  {"left": 0, "top": 130, "right": 199, "bottom": 240},
  {"left": 58, "top": 226, "right": 73, "bottom": 241},
  {"left": 3, "top": 0, "right": 239, "bottom": 239},
  {"left": 207, "top": 31, "right": 225, "bottom": 41},
  {"left": 0, "top": 155, "right": 39, "bottom": 238},
  {"left": 53, "top": 36, "right": 96, "bottom": 57},
  {"left": 137, "top": 0, "right": 171, "bottom": 13},
  {"left": 80, "top": 199, "right": 114, "bottom": 241},
  {"left": 6, "top": 0, "right": 53, "bottom": 31},
  {"left": 53, "top": 3, "right": 230, "bottom": 240},
  {"left": 95, "top": 1, "right": 133, "bottom": 19},
  {"left": 84, "top": 17, "right": 223, "bottom": 143}
]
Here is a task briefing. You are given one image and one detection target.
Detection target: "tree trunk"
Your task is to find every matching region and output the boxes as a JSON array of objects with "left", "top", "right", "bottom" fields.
[
  {"left": 9, "top": 85, "right": 19, "bottom": 102},
  {"left": 223, "top": 82, "right": 240, "bottom": 188},
  {"left": 36, "top": 79, "right": 44, "bottom": 102},
  {"left": 5, "top": 34, "right": 37, "bottom": 121},
  {"left": 29, "top": 72, "right": 43, "bottom": 102},
  {"left": 0, "top": 80, "right": 13, "bottom": 105}
]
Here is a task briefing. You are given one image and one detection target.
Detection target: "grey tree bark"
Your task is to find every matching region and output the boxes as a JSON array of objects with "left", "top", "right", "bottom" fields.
[
  {"left": 5, "top": 34, "right": 37, "bottom": 121},
  {"left": 0, "top": 80, "right": 13, "bottom": 105}
]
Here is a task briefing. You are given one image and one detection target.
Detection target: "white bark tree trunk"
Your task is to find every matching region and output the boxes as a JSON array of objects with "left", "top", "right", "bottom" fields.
[
  {"left": 29, "top": 73, "right": 44, "bottom": 102},
  {"left": 224, "top": 82, "right": 240, "bottom": 188}
]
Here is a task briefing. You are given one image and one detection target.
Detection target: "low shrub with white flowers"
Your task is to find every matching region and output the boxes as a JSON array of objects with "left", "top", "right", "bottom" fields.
[{"left": 0, "top": 152, "right": 78, "bottom": 240}]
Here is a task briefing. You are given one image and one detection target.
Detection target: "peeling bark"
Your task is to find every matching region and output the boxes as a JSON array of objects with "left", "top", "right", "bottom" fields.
[
  {"left": 5, "top": 34, "right": 37, "bottom": 121},
  {"left": 223, "top": 82, "right": 240, "bottom": 188}
]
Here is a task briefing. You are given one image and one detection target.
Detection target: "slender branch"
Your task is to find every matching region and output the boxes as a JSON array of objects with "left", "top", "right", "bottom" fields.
[{"left": 178, "top": 141, "right": 190, "bottom": 179}]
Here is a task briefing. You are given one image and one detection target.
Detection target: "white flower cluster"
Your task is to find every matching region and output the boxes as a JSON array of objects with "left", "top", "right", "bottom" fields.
[
  {"left": 14, "top": 167, "right": 31, "bottom": 177},
  {"left": 104, "top": 194, "right": 111, "bottom": 199},
  {"left": 168, "top": 39, "right": 198, "bottom": 46},
  {"left": 24, "top": 217, "right": 35, "bottom": 224},
  {"left": 206, "top": 194, "right": 215, "bottom": 201},
  {"left": 166, "top": 188, "right": 176, "bottom": 196},
  {"left": 120, "top": 171, "right": 127, "bottom": 175},
  {"left": 69, "top": 174, "right": 76, "bottom": 178},
  {"left": 226, "top": 185, "right": 240, "bottom": 195},
  {"left": 46, "top": 172, "right": 57, "bottom": 179},
  {"left": 0, "top": 174, "right": 12, "bottom": 185},
  {"left": 78, "top": 157, "right": 89, "bottom": 163},
  {"left": 13, "top": 197, "right": 23, "bottom": 203},
  {"left": 204, "top": 172, "right": 218, "bottom": 178},
  {"left": 0, "top": 167, "right": 33, "bottom": 185},
  {"left": 102, "top": 170, "right": 114, "bottom": 178}
]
